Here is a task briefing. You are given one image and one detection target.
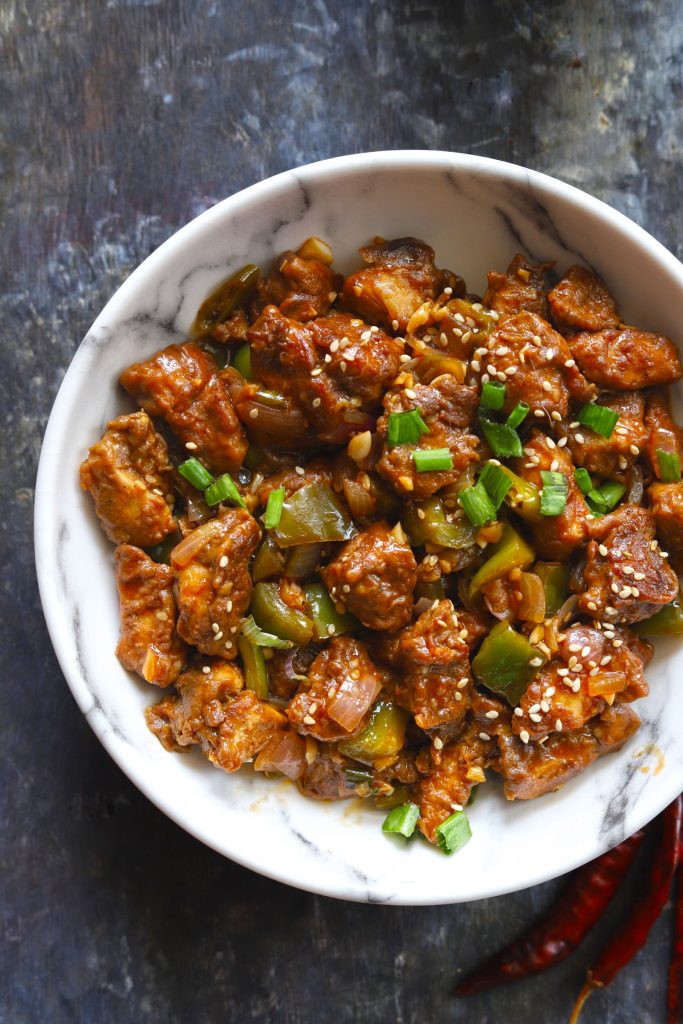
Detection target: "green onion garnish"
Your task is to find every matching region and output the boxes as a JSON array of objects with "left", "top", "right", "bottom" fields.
[
  {"left": 577, "top": 403, "right": 620, "bottom": 439},
  {"left": 263, "top": 486, "right": 285, "bottom": 529},
  {"left": 382, "top": 802, "right": 420, "bottom": 839},
  {"left": 387, "top": 409, "right": 429, "bottom": 447},
  {"left": 178, "top": 457, "right": 214, "bottom": 490},
  {"left": 346, "top": 766, "right": 374, "bottom": 786},
  {"left": 412, "top": 448, "right": 454, "bottom": 473},
  {"left": 480, "top": 416, "right": 524, "bottom": 458},
  {"left": 479, "top": 462, "right": 513, "bottom": 510},
  {"left": 205, "top": 473, "right": 247, "bottom": 508},
  {"left": 540, "top": 470, "right": 568, "bottom": 516},
  {"left": 436, "top": 810, "right": 472, "bottom": 855},
  {"left": 506, "top": 401, "right": 530, "bottom": 429},
  {"left": 575, "top": 467, "right": 593, "bottom": 495},
  {"left": 481, "top": 380, "right": 506, "bottom": 411},
  {"left": 657, "top": 449, "right": 682, "bottom": 482},
  {"left": 459, "top": 482, "right": 497, "bottom": 526},
  {"left": 587, "top": 480, "right": 626, "bottom": 516},
  {"left": 242, "top": 614, "right": 293, "bottom": 650}
]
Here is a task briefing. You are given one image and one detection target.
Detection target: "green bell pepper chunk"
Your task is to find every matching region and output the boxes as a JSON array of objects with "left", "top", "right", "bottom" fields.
[
  {"left": 285, "top": 544, "right": 323, "bottom": 580},
  {"left": 634, "top": 594, "right": 683, "bottom": 636},
  {"left": 250, "top": 582, "right": 314, "bottom": 646},
  {"left": 403, "top": 496, "right": 478, "bottom": 549},
  {"left": 252, "top": 535, "right": 287, "bottom": 583},
  {"left": 535, "top": 562, "right": 571, "bottom": 616},
  {"left": 232, "top": 343, "right": 253, "bottom": 381},
  {"left": 498, "top": 465, "right": 542, "bottom": 521},
  {"left": 303, "top": 582, "right": 357, "bottom": 640},
  {"left": 193, "top": 263, "right": 261, "bottom": 334},
  {"left": 469, "top": 524, "right": 535, "bottom": 598},
  {"left": 274, "top": 481, "right": 357, "bottom": 548},
  {"left": 414, "top": 578, "right": 446, "bottom": 603},
  {"left": 472, "top": 621, "right": 547, "bottom": 706},
  {"left": 338, "top": 700, "right": 409, "bottom": 764},
  {"left": 236, "top": 636, "right": 269, "bottom": 699}
]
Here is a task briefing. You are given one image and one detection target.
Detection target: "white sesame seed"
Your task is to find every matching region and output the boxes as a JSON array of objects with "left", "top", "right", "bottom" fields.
[
  {"left": 530, "top": 657, "right": 543, "bottom": 667},
  {"left": 455, "top": 691, "right": 462, "bottom": 702},
  {"left": 303, "top": 715, "right": 316, "bottom": 725},
  {"left": 557, "top": 437, "right": 568, "bottom": 448},
  {"left": 557, "top": 667, "right": 569, "bottom": 677},
  {"left": 600, "top": 655, "right": 612, "bottom": 666},
  {"left": 551, "top": 410, "right": 562, "bottom": 421},
  {"left": 433, "top": 736, "right": 444, "bottom": 750},
  {"left": 599, "top": 544, "right": 609, "bottom": 557},
  {"left": 485, "top": 710, "right": 499, "bottom": 719},
  {"left": 581, "top": 645, "right": 591, "bottom": 658},
  {"left": 505, "top": 365, "right": 518, "bottom": 376},
  {"left": 311, "top": 367, "right": 323, "bottom": 376},
  {"left": 479, "top": 732, "right": 491, "bottom": 742},
  {"left": 540, "top": 701, "right": 550, "bottom": 713},
  {"left": 630, "top": 445, "right": 640, "bottom": 456},
  {"left": 587, "top": 601, "right": 598, "bottom": 611},
  {"left": 546, "top": 437, "right": 556, "bottom": 449},
  {"left": 550, "top": 459, "right": 559, "bottom": 472},
  {"left": 570, "top": 421, "right": 580, "bottom": 429},
  {"left": 633, "top": 572, "right": 645, "bottom": 581},
  {"left": 619, "top": 588, "right": 631, "bottom": 599},
  {"left": 457, "top": 677, "right": 468, "bottom": 689},
  {"left": 202, "top": 666, "right": 211, "bottom": 674},
  {"left": 613, "top": 638, "right": 623, "bottom": 648},
  {"left": 631, "top": 587, "right": 640, "bottom": 597},
  {"left": 555, "top": 719, "right": 563, "bottom": 731},
  {"left": 568, "top": 656, "right": 578, "bottom": 668},
  {"left": 405, "top": 388, "right": 417, "bottom": 399},
  {"left": 329, "top": 338, "right": 340, "bottom": 353},
  {"left": 611, "top": 583, "right": 620, "bottom": 594},
  {"left": 185, "top": 441, "right": 198, "bottom": 450},
  {"left": 219, "top": 555, "right": 228, "bottom": 568},
  {"left": 471, "top": 360, "right": 481, "bottom": 372},
  {"left": 534, "top": 409, "right": 545, "bottom": 418},
  {"left": 530, "top": 713, "right": 542, "bottom": 723},
  {"left": 564, "top": 359, "right": 576, "bottom": 368},
  {"left": 544, "top": 687, "right": 556, "bottom": 697},
  {"left": 514, "top": 707, "right": 524, "bottom": 717},
  {"left": 623, "top": 566, "right": 634, "bottom": 575},
  {"left": 568, "top": 642, "right": 582, "bottom": 652},
  {"left": 155, "top": 610, "right": 168, "bottom": 621},
  {"left": 312, "top": 397, "right": 322, "bottom": 407},
  {"left": 542, "top": 381, "right": 553, "bottom": 393},
  {"left": 575, "top": 433, "right": 585, "bottom": 444},
  {"left": 392, "top": 319, "right": 400, "bottom": 331},
  {"left": 224, "top": 640, "right": 233, "bottom": 649},
  {"left": 520, "top": 730, "right": 530, "bottom": 744},
  {"left": 295, "top": 466, "right": 305, "bottom": 475},
  {"left": 528, "top": 703, "right": 541, "bottom": 714}
]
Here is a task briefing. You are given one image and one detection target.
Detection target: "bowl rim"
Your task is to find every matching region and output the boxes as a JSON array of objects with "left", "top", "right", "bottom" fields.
[{"left": 35, "top": 149, "right": 683, "bottom": 904}]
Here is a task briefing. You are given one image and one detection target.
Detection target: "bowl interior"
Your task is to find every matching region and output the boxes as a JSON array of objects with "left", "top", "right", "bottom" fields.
[{"left": 35, "top": 151, "right": 683, "bottom": 904}]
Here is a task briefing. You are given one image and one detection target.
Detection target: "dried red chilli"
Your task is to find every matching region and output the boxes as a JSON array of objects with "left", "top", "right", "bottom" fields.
[
  {"left": 455, "top": 830, "right": 646, "bottom": 996},
  {"left": 668, "top": 859, "right": 683, "bottom": 1023},
  {"left": 570, "top": 795, "right": 683, "bottom": 1024}
]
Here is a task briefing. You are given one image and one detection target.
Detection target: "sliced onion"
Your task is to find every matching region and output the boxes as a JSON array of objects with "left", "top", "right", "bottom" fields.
[
  {"left": 328, "top": 673, "right": 382, "bottom": 732},
  {"left": 285, "top": 543, "right": 323, "bottom": 579},
  {"left": 518, "top": 572, "right": 546, "bottom": 624},
  {"left": 587, "top": 672, "right": 626, "bottom": 698},
  {"left": 323, "top": 411, "right": 376, "bottom": 445},
  {"left": 626, "top": 463, "right": 644, "bottom": 505},
  {"left": 171, "top": 518, "right": 223, "bottom": 567},
  {"left": 414, "top": 596, "right": 435, "bottom": 617},
  {"left": 254, "top": 731, "right": 306, "bottom": 779},
  {"left": 342, "top": 478, "right": 375, "bottom": 519},
  {"left": 236, "top": 397, "right": 309, "bottom": 447},
  {"left": 560, "top": 624, "right": 604, "bottom": 666}
]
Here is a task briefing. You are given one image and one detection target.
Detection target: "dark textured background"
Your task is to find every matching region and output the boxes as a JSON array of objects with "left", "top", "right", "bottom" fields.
[{"left": 3, "top": 0, "right": 682, "bottom": 1020}]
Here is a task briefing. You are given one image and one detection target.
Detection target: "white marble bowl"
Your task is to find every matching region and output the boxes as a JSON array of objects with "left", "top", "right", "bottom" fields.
[{"left": 35, "top": 151, "right": 683, "bottom": 904}]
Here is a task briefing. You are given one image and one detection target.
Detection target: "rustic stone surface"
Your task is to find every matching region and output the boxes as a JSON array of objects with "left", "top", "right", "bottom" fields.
[{"left": 3, "top": 0, "right": 681, "bottom": 1020}]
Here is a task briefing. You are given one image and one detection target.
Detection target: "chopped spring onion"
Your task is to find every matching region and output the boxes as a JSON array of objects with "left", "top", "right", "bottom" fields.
[
  {"left": 577, "top": 402, "right": 619, "bottom": 439},
  {"left": 241, "top": 614, "right": 293, "bottom": 650},
  {"left": 412, "top": 447, "right": 454, "bottom": 473},
  {"left": 436, "top": 810, "right": 472, "bottom": 855},
  {"left": 657, "top": 449, "right": 682, "bottom": 482},
  {"left": 205, "top": 473, "right": 247, "bottom": 508},
  {"left": 459, "top": 482, "right": 497, "bottom": 526},
  {"left": 540, "top": 470, "right": 568, "bottom": 516},
  {"left": 178, "top": 457, "right": 214, "bottom": 490},
  {"left": 480, "top": 416, "right": 524, "bottom": 458},
  {"left": 587, "top": 480, "right": 626, "bottom": 516},
  {"left": 382, "top": 802, "right": 420, "bottom": 839},
  {"left": 479, "top": 462, "right": 513, "bottom": 510},
  {"left": 346, "top": 766, "right": 374, "bottom": 786},
  {"left": 387, "top": 408, "right": 429, "bottom": 447},
  {"left": 481, "top": 380, "right": 506, "bottom": 411},
  {"left": 575, "top": 467, "right": 593, "bottom": 495},
  {"left": 506, "top": 401, "right": 530, "bottom": 429},
  {"left": 263, "top": 486, "right": 285, "bottom": 529}
]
